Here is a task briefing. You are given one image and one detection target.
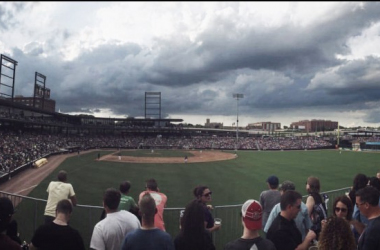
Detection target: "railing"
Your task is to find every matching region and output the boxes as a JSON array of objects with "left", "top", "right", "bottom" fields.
[{"left": 0, "top": 187, "right": 350, "bottom": 250}]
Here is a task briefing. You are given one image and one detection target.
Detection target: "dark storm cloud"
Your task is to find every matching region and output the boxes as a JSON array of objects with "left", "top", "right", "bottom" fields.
[
  {"left": 306, "top": 56, "right": 380, "bottom": 106},
  {"left": 143, "top": 2, "right": 380, "bottom": 88},
  {"left": 5, "top": 2, "right": 380, "bottom": 124},
  {"left": 14, "top": 42, "right": 148, "bottom": 116},
  {"left": 78, "top": 108, "right": 94, "bottom": 114},
  {"left": 364, "top": 110, "right": 380, "bottom": 123}
]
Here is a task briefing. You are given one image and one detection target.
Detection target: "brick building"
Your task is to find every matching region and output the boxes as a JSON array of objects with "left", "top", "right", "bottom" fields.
[
  {"left": 290, "top": 119, "right": 338, "bottom": 132},
  {"left": 12, "top": 95, "right": 56, "bottom": 112},
  {"left": 246, "top": 121, "right": 281, "bottom": 131},
  {"left": 205, "top": 118, "right": 223, "bottom": 129}
]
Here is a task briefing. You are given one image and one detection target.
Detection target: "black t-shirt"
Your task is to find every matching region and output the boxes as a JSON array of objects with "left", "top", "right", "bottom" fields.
[
  {"left": 224, "top": 236, "right": 277, "bottom": 250},
  {"left": 358, "top": 215, "right": 380, "bottom": 250},
  {"left": 266, "top": 214, "right": 302, "bottom": 250},
  {"left": 203, "top": 205, "right": 214, "bottom": 229},
  {"left": 174, "top": 230, "right": 215, "bottom": 250},
  {"left": 31, "top": 222, "right": 85, "bottom": 250}
]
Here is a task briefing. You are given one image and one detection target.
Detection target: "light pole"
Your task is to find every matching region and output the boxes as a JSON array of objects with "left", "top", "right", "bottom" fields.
[{"left": 233, "top": 93, "right": 244, "bottom": 151}]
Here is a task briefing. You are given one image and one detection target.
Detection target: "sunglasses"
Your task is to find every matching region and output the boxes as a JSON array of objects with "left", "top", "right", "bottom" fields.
[
  {"left": 202, "top": 192, "right": 212, "bottom": 197},
  {"left": 335, "top": 207, "right": 347, "bottom": 213}
]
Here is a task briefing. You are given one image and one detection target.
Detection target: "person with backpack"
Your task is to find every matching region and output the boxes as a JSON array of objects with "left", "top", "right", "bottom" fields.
[{"left": 305, "top": 176, "right": 327, "bottom": 239}]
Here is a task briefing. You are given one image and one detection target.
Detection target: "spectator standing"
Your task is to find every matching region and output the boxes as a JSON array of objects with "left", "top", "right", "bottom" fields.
[
  {"left": 119, "top": 180, "right": 140, "bottom": 222},
  {"left": 318, "top": 216, "right": 356, "bottom": 250},
  {"left": 90, "top": 188, "right": 140, "bottom": 250},
  {"left": 30, "top": 199, "right": 85, "bottom": 250},
  {"left": 118, "top": 181, "right": 137, "bottom": 212},
  {"left": 6, "top": 220, "right": 22, "bottom": 245},
  {"left": 121, "top": 193, "right": 174, "bottom": 250},
  {"left": 224, "top": 199, "right": 276, "bottom": 250},
  {"left": 174, "top": 199, "right": 215, "bottom": 250},
  {"left": 305, "top": 176, "right": 327, "bottom": 238},
  {"left": 368, "top": 176, "right": 380, "bottom": 192},
  {"left": 349, "top": 173, "right": 368, "bottom": 205},
  {"left": 356, "top": 186, "right": 380, "bottom": 250},
  {"left": 351, "top": 174, "right": 370, "bottom": 228},
  {"left": 0, "top": 197, "right": 21, "bottom": 250},
  {"left": 44, "top": 170, "right": 77, "bottom": 224},
  {"left": 264, "top": 180, "right": 312, "bottom": 240},
  {"left": 260, "top": 175, "right": 281, "bottom": 228},
  {"left": 138, "top": 178, "right": 167, "bottom": 231},
  {"left": 193, "top": 185, "right": 221, "bottom": 233},
  {"left": 330, "top": 195, "right": 363, "bottom": 244},
  {"left": 266, "top": 190, "right": 316, "bottom": 250}
]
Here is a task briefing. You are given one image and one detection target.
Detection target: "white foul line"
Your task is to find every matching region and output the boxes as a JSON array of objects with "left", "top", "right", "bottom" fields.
[{"left": 15, "top": 185, "right": 37, "bottom": 194}]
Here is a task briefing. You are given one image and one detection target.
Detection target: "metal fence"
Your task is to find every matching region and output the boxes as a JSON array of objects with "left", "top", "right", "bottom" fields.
[{"left": 0, "top": 187, "right": 350, "bottom": 250}]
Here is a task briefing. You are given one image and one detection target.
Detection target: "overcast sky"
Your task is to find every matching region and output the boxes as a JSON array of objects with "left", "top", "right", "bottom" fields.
[{"left": 1, "top": 2, "right": 380, "bottom": 127}]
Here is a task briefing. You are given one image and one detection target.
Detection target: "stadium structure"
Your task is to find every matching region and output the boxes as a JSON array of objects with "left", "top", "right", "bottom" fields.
[{"left": 1, "top": 53, "right": 379, "bottom": 183}]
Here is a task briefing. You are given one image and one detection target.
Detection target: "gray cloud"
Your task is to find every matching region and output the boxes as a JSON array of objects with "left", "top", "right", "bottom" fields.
[
  {"left": 3, "top": 2, "right": 380, "bottom": 126},
  {"left": 0, "top": 2, "right": 33, "bottom": 30},
  {"left": 143, "top": 2, "right": 380, "bottom": 87},
  {"left": 307, "top": 56, "right": 380, "bottom": 105},
  {"left": 364, "top": 109, "right": 380, "bottom": 123}
]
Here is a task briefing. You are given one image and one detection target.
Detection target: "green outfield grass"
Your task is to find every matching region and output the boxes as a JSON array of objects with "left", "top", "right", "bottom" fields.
[
  {"left": 13, "top": 149, "right": 380, "bottom": 249},
  {"left": 28, "top": 149, "right": 379, "bottom": 207}
]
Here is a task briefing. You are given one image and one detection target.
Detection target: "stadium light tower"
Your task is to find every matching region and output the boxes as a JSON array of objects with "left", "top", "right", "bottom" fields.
[{"left": 233, "top": 93, "right": 244, "bottom": 151}]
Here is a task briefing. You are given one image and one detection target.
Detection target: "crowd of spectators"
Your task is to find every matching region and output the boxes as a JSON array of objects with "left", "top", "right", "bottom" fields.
[
  {"left": 3, "top": 172, "right": 380, "bottom": 250},
  {"left": 341, "top": 135, "right": 380, "bottom": 142},
  {"left": 0, "top": 131, "right": 337, "bottom": 174},
  {"left": 3, "top": 127, "right": 380, "bottom": 175}
]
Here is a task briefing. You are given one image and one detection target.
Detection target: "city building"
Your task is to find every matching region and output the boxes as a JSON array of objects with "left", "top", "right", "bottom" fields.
[
  {"left": 205, "top": 118, "right": 223, "bottom": 129},
  {"left": 12, "top": 95, "right": 56, "bottom": 112},
  {"left": 290, "top": 119, "right": 338, "bottom": 132},
  {"left": 246, "top": 122, "right": 281, "bottom": 131}
]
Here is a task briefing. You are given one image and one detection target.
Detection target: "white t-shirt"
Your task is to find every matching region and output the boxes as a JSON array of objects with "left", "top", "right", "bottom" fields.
[
  {"left": 90, "top": 210, "right": 141, "bottom": 250},
  {"left": 44, "top": 181, "right": 75, "bottom": 217}
]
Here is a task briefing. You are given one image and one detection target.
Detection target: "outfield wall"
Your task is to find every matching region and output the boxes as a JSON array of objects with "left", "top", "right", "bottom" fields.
[{"left": 0, "top": 187, "right": 350, "bottom": 250}]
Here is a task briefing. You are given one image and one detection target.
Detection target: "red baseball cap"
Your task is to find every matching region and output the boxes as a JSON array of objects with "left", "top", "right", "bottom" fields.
[{"left": 242, "top": 199, "right": 262, "bottom": 230}]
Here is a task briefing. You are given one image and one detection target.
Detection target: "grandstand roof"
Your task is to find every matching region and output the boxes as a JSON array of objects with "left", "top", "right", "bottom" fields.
[{"left": 0, "top": 98, "right": 183, "bottom": 123}]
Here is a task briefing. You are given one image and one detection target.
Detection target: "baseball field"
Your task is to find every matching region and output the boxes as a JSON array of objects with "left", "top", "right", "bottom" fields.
[{"left": 5, "top": 149, "right": 380, "bottom": 249}]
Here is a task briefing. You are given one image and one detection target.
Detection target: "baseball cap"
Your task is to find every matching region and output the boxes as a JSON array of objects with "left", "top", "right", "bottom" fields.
[
  {"left": 279, "top": 180, "right": 296, "bottom": 191},
  {"left": 241, "top": 199, "right": 262, "bottom": 230},
  {"left": 0, "top": 197, "right": 14, "bottom": 219},
  {"left": 267, "top": 175, "right": 279, "bottom": 186}
]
